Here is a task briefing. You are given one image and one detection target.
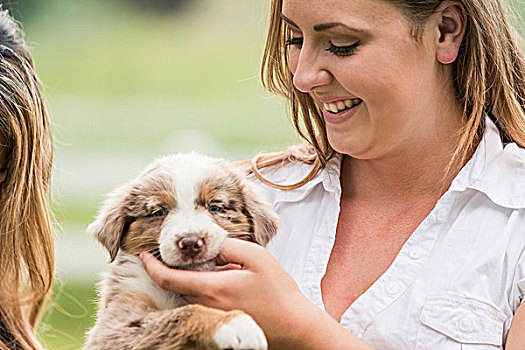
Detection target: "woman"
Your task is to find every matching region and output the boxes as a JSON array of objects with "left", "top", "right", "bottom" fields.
[
  {"left": 0, "top": 8, "right": 54, "bottom": 350},
  {"left": 141, "top": 0, "right": 525, "bottom": 348}
]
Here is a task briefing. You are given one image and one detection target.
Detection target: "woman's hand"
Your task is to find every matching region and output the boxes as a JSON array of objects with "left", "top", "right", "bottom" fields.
[
  {"left": 140, "top": 238, "right": 371, "bottom": 349},
  {"left": 140, "top": 238, "right": 317, "bottom": 348}
]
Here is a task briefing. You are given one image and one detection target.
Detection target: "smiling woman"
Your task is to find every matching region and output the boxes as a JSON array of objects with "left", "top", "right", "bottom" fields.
[
  {"left": 138, "top": 0, "right": 525, "bottom": 349},
  {"left": 260, "top": 0, "right": 525, "bottom": 173},
  {"left": 283, "top": 0, "right": 466, "bottom": 163}
]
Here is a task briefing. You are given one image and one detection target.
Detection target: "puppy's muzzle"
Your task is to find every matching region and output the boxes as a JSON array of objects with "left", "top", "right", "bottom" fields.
[{"left": 177, "top": 236, "right": 204, "bottom": 259}]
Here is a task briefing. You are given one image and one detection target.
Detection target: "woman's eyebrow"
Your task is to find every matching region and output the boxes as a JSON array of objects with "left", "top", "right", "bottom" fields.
[
  {"left": 280, "top": 13, "right": 363, "bottom": 33},
  {"left": 313, "top": 22, "right": 364, "bottom": 33}
]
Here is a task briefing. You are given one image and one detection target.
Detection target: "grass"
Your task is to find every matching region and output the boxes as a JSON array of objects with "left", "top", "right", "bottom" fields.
[
  {"left": 39, "top": 281, "right": 98, "bottom": 350},
  {"left": 49, "top": 95, "right": 296, "bottom": 153},
  {"left": 25, "top": 0, "right": 272, "bottom": 98},
  {"left": 52, "top": 197, "right": 99, "bottom": 227}
]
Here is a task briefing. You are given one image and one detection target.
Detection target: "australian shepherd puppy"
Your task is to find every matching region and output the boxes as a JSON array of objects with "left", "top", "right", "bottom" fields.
[{"left": 82, "top": 153, "right": 279, "bottom": 350}]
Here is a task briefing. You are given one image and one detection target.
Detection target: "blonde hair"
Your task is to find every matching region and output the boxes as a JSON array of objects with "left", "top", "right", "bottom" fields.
[
  {"left": 0, "top": 9, "right": 54, "bottom": 350},
  {"left": 250, "top": 0, "right": 525, "bottom": 190}
]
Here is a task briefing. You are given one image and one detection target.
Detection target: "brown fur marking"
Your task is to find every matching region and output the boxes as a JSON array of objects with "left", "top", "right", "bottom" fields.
[
  {"left": 119, "top": 175, "right": 177, "bottom": 255},
  {"left": 121, "top": 216, "right": 163, "bottom": 255},
  {"left": 85, "top": 291, "right": 245, "bottom": 350},
  {"left": 196, "top": 174, "right": 255, "bottom": 241}
]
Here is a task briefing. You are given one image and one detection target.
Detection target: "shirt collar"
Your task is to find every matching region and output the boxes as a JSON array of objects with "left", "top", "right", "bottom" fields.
[
  {"left": 275, "top": 116, "right": 525, "bottom": 208},
  {"left": 454, "top": 116, "right": 525, "bottom": 209},
  {"left": 448, "top": 116, "right": 502, "bottom": 191},
  {"left": 272, "top": 153, "right": 342, "bottom": 204}
]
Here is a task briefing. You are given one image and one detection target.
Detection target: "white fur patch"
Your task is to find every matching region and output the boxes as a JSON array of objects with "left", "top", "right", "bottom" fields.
[
  {"left": 105, "top": 252, "right": 186, "bottom": 310},
  {"left": 155, "top": 153, "right": 229, "bottom": 267},
  {"left": 213, "top": 314, "right": 268, "bottom": 350},
  {"left": 159, "top": 211, "right": 226, "bottom": 267}
]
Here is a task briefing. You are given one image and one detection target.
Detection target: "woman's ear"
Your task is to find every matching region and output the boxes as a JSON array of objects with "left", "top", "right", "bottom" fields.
[{"left": 435, "top": 0, "right": 468, "bottom": 64}]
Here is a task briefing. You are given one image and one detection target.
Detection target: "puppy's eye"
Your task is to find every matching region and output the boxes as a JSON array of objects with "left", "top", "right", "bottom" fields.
[
  {"left": 152, "top": 209, "right": 168, "bottom": 217},
  {"left": 209, "top": 205, "right": 222, "bottom": 213}
]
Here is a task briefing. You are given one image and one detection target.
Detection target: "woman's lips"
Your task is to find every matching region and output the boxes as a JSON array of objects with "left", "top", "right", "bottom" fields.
[
  {"left": 322, "top": 98, "right": 363, "bottom": 125},
  {"left": 323, "top": 98, "right": 362, "bottom": 113}
]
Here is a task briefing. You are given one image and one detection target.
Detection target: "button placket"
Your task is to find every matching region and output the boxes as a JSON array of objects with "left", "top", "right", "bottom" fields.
[
  {"left": 386, "top": 281, "right": 401, "bottom": 296},
  {"left": 409, "top": 246, "right": 422, "bottom": 260},
  {"left": 432, "top": 194, "right": 453, "bottom": 224},
  {"left": 340, "top": 192, "right": 455, "bottom": 338},
  {"left": 436, "top": 208, "right": 448, "bottom": 222},
  {"left": 306, "top": 194, "right": 340, "bottom": 310}
]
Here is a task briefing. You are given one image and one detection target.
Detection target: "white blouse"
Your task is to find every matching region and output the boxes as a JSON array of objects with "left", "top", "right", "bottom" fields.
[{"left": 254, "top": 118, "right": 525, "bottom": 349}]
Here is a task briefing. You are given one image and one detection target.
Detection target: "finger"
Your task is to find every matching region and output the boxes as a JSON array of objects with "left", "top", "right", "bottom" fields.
[
  {"left": 139, "top": 252, "right": 213, "bottom": 295},
  {"left": 215, "top": 238, "right": 268, "bottom": 268},
  {"left": 214, "top": 263, "right": 242, "bottom": 271}
]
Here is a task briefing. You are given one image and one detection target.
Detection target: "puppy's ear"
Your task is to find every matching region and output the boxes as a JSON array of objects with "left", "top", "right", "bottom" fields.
[
  {"left": 241, "top": 181, "right": 279, "bottom": 246},
  {"left": 87, "top": 186, "right": 129, "bottom": 262}
]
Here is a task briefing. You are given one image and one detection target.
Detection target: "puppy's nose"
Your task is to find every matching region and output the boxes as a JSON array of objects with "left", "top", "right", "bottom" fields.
[{"left": 177, "top": 236, "right": 204, "bottom": 258}]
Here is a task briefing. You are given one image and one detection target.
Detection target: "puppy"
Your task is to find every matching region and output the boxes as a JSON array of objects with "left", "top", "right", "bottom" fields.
[{"left": 82, "top": 153, "right": 279, "bottom": 350}]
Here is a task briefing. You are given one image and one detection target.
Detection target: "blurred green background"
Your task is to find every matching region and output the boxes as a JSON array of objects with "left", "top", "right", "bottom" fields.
[
  {"left": 4, "top": 0, "right": 299, "bottom": 348},
  {"left": 3, "top": 0, "right": 524, "bottom": 348}
]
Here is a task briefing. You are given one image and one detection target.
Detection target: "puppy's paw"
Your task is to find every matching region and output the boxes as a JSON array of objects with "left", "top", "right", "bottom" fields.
[{"left": 213, "top": 314, "right": 267, "bottom": 350}]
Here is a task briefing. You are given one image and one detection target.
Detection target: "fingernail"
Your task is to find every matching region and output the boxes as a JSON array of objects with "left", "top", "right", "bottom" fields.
[{"left": 139, "top": 252, "right": 145, "bottom": 260}]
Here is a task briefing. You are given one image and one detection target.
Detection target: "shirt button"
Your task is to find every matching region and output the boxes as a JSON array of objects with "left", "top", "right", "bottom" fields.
[
  {"left": 436, "top": 209, "right": 448, "bottom": 222},
  {"left": 348, "top": 324, "right": 359, "bottom": 335},
  {"left": 409, "top": 246, "right": 422, "bottom": 260},
  {"left": 386, "top": 281, "right": 401, "bottom": 295},
  {"left": 458, "top": 317, "right": 473, "bottom": 333}
]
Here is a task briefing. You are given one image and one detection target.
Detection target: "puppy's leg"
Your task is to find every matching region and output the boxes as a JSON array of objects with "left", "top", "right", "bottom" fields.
[{"left": 83, "top": 293, "right": 267, "bottom": 350}]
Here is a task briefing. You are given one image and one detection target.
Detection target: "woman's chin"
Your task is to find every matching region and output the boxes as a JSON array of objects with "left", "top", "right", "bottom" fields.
[{"left": 327, "top": 133, "right": 369, "bottom": 158}]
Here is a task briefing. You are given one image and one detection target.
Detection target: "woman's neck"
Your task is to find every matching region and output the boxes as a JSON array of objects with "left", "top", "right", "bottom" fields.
[{"left": 341, "top": 108, "right": 465, "bottom": 202}]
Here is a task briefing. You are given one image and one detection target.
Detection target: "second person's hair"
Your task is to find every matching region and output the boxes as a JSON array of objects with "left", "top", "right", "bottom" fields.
[{"left": 0, "top": 8, "right": 54, "bottom": 350}]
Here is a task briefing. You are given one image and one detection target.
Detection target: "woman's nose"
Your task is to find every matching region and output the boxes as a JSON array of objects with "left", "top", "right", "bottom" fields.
[{"left": 290, "top": 45, "right": 332, "bottom": 93}]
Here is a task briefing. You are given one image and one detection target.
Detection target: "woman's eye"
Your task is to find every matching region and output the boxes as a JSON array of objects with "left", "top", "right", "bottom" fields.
[
  {"left": 209, "top": 205, "right": 222, "bottom": 213},
  {"left": 326, "top": 41, "right": 360, "bottom": 56},
  {"left": 152, "top": 209, "right": 168, "bottom": 217},
  {"left": 285, "top": 37, "right": 358, "bottom": 57},
  {"left": 285, "top": 37, "right": 303, "bottom": 48}
]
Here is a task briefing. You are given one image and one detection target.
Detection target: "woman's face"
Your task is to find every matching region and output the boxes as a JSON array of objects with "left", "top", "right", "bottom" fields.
[{"left": 283, "top": 0, "right": 453, "bottom": 160}]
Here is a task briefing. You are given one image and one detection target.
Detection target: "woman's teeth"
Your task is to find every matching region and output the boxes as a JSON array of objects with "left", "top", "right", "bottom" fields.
[{"left": 324, "top": 98, "right": 362, "bottom": 113}]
